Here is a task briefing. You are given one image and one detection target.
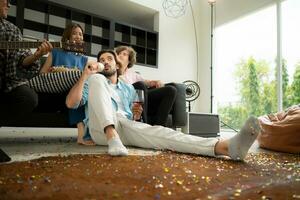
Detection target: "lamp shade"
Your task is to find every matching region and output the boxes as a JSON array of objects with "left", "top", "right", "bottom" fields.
[{"left": 208, "top": 0, "right": 216, "bottom": 4}]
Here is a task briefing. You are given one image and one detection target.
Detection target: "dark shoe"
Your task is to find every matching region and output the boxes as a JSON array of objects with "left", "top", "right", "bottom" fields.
[{"left": 0, "top": 148, "right": 11, "bottom": 163}]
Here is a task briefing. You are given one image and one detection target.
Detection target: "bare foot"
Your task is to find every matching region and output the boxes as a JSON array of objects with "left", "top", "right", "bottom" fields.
[
  {"left": 76, "top": 122, "right": 95, "bottom": 145},
  {"left": 77, "top": 138, "right": 96, "bottom": 146}
]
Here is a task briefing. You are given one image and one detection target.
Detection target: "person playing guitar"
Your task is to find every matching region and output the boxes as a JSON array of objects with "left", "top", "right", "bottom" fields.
[{"left": 0, "top": 0, "right": 52, "bottom": 125}]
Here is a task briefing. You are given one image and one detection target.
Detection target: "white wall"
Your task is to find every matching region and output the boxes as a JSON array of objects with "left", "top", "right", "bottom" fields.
[{"left": 130, "top": 0, "right": 198, "bottom": 85}]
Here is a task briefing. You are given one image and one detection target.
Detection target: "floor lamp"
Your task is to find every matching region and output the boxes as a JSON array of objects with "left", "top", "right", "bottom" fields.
[{"left": 208, "top": 0, "right": 216, "bottom": 113}]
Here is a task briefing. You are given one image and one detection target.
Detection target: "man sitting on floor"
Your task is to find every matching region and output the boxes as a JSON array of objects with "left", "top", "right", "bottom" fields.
[{"left": 66, "top": 49, "right": 261, "bottom": 161}]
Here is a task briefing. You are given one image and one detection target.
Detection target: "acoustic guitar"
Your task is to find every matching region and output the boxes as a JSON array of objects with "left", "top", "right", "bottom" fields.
[{"left": 0, "top": 41, "right": 86, "bottom": 54}]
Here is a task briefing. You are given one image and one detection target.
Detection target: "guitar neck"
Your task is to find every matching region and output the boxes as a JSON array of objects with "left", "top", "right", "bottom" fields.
[{"left": 0, "top": 41, "right": 62, "bottom": 49}]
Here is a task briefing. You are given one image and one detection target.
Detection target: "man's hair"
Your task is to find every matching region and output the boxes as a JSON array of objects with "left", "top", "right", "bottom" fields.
[
  {"left": 97, "top": 50, "right": 122, "bottom": 76},
  {"left": 61, "top": 23, "right": 84, "bottom": 43},
  {"left": 115, "top": 46, "right": 137, "bottom": 68},
  {"left": 97, "top": 50, "right": 120, "bottom": 65}
]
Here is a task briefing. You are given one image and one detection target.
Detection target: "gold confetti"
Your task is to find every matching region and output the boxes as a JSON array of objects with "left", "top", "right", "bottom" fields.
[
  {"left": 293, "top": 195, "right": 300, "bottom": 199},
  {"left": 112, "top": 193, "right": 120, "bottom": 198},
  {"left": 235, "top": 189, "right": 242, "bottom": 193},
  {"left": 183, "top": 186, "right": 191, "bottom": 192},
  {"left": 155, "top": 183, "right": 164, "bottom": 188},
  {"left": 205, "top": 177, "right": 211, "bottom": 184},
  {"left": 261, "top": 196, "right": 272, "bottom": 200},
  {"left": 176, "top": 180, "right": 184, "bottom": 185}
]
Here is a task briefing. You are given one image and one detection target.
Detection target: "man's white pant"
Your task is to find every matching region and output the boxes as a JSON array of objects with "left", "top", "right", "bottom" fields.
[{"left": 87, "top": 74, "right": 218, "bottom": 157}]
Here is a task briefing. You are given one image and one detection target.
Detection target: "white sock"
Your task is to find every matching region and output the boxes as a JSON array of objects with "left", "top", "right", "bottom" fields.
[
  {"left": 107, "top": 136, "right": 128, "bottom": 156},
  {"left": 228, "top": 116, "right": 260, "bottom": 161}
]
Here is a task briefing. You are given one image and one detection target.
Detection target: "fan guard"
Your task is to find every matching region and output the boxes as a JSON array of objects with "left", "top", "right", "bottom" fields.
[{"left": 183, "top": 80, "right": 200, "bottom": 112}]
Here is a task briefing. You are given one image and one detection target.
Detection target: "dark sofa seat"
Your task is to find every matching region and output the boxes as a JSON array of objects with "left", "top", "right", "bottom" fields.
[{"left": 0, "top": 92, "right": 71, "bottom": 127}]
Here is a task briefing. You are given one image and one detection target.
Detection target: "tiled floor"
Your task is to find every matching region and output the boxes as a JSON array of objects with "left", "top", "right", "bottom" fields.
[{"left": 0, "top": 127, "right": 266, "bottom": 163}]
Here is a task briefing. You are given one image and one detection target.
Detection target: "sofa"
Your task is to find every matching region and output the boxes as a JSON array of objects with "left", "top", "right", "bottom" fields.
[
  {"left": 0, "top": 81, "right": 187, "bottom": 129},
  {"left": 0, "top": 57, "right": 187, "bottom": 128},
  {"left": 0, "top": 83, "right": 187, "bottom": 128}
]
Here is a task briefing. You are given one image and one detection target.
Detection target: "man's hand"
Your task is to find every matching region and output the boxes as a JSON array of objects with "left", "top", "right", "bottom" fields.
[
  {"left": 33, "top": 40, "right": 53, "bottom": 58},
  {"left": 87, "top": 60, "right": 104, "bottom": 72},
  {"left": 82, "top": 61, "right": 99, "bottom": 81},
  {"left": 132, "top": 103, "right": 143, "bottom": 121},
  {"left": 22, "top": 40, "right": 53, "bottom": 66}
]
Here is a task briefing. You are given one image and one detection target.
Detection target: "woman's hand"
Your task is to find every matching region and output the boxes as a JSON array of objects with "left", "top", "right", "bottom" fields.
[{"left": 148, "top": 80, "right": 164, "bottom": 88}]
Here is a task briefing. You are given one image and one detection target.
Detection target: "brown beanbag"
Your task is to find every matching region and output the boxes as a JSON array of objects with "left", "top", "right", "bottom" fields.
[{"left": 257, "top": 106, "right": 300, "bottom": 153}]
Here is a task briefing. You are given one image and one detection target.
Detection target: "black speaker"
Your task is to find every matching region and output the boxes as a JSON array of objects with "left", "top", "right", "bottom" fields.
[{"left": 182, "top": 112, "right": 220, "bottom": 137}]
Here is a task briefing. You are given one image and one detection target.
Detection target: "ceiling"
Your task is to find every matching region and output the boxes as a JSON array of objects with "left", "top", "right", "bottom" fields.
[{"left": 48, "top": 0, "right": 158, "bottom": 30}]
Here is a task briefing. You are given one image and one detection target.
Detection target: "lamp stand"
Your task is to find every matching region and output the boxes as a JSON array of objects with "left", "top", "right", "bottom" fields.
[{"left": 209, "top": 1, "right": 215, "bottom": 113}]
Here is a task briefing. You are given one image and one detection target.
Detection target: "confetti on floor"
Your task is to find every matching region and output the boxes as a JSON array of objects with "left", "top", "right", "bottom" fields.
[{"left": 0, "top": 152, "right": 299, "bottom": 199}]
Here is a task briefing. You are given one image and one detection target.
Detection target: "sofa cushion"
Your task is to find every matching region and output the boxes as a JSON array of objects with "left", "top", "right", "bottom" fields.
[{"left": 28, "top": 70, "right": 81, "bottom": 93}]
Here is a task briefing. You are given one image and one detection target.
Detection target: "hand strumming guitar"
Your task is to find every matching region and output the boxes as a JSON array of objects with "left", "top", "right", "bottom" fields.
[{"left": 22, "top": 40, "right": 53, "bottom": 66}]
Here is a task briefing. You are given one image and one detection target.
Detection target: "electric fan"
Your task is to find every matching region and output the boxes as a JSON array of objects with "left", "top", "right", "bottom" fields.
[{"left": 183, "top": 80, "right": 200, "bottom": 112}]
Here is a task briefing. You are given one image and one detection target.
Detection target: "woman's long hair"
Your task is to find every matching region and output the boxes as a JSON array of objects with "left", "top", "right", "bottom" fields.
[{"left": 61, "top": 23, "right": 84, "bottom": 43}]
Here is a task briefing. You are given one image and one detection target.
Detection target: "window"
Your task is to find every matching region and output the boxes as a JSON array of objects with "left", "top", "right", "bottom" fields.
[
  {"left": 215, "top": 5, "right": 277, "bottom": 130},
  {"left": 282, "top": 0, "right": 300, "bottom": 109}
]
